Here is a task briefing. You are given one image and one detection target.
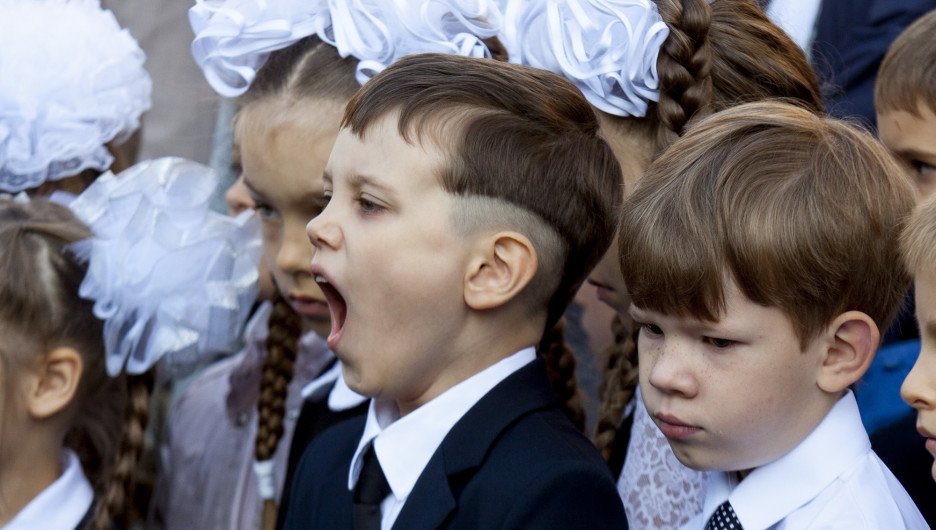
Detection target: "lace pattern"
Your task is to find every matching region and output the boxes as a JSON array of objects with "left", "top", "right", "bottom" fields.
[{"left": 618, "top": 387, "right": 706, "bottom": 529}]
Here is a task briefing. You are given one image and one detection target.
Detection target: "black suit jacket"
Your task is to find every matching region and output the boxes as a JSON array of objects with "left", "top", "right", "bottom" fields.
[
  {"left": 282, "top": 357, "right": 628, "bottom": 529},
  {"left": 811, "top": 0, "right": 936, "bottom": 128}
]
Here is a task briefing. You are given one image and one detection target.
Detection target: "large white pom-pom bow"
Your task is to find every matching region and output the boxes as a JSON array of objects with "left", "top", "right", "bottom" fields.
[
  {"left": 502, "top": 0, "right": 669, "bottom": 118},
  {"left": 62, "top": 157, "right": 261, "bottom": 377},
  {"left": 190, "top": 0, "right": 502, "bottom": 97},
  {"left": 0, "top": 0, "right": 151, "bottom": 193}
]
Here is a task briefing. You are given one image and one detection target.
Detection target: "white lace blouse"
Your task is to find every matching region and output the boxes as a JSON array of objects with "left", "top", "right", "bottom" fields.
[{"left": 617, "top": 387, "right": 707, "bottom": 529}]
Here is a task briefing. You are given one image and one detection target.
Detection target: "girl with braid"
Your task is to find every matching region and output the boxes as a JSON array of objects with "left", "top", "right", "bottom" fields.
[
  {"left": 0, "top": 158, "right": 256, "bottom": 529},
  {"left": 150, "top": 3, "right": 506, "bottom": 529},
  {"left": 502, "top": 0, "right": 824, "bottom": 527}
]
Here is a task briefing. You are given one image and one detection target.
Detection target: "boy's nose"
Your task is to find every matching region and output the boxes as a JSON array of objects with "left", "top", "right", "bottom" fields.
[
  {"left": 307, "top": 211, "right": 342, "bottom": 250},
  {"left": 646, "top": 341, "right": 699, "bottom": 399},
  {"left": 901, "top": 347, "right": 936, "bottom": 410}
]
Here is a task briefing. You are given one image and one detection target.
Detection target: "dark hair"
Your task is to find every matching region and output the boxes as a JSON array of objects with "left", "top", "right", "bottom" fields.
[
  {"left": 621, "top": 101, "right": 914, "bottom": 342},
  {"left": 343, "top": 53, "right": 623, "bottom": 331}
]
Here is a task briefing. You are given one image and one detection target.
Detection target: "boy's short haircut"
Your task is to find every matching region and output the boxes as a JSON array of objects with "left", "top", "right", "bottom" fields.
[
  {"left": 875, "top": 9, "right": 936, "bottom": 116},
  {"left": 619, "top": 101, "right": 915, "bottom": 347},
  {"left": 902, "top": 194, "right": 936, "bottom": 275},
  {"left": 341, "top": 53, "right": 624, "bottom": 328}
]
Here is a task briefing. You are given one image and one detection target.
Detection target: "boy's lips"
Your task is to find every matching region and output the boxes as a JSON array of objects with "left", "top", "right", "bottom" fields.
[
  {"left": 311, "top": 266, "right": 347, "bottom": 349},
  {"left": 918, "top": 425, "right": 936, "bottom": 456},
  {"left": 654, "top": 413, "right": 702, "bottom": 440}
]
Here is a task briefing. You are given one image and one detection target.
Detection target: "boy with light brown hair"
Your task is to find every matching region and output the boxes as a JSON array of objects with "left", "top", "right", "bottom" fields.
[
  {"left": 619, "top": 100, "right": 927, "bottom": 528},
  {"left": 876, "top": 9, "right": 936, "bottom": 201},
  {"left": 901, "top": 195, "right": 936, "bottom": 483}
]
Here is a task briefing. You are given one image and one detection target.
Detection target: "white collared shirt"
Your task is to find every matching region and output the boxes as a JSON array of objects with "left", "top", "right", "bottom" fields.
[
  {"left": 766, "top": 0, "right": 823, "bottom": 56},
  {"left": 4, "top": 449, "right": 93, "bottom": 530},
  {"left": 682, "top": 391, "right": 927, "bottom": 530},
  {"left": 347, "top": 347, "right": 536, "bottom": 530}
]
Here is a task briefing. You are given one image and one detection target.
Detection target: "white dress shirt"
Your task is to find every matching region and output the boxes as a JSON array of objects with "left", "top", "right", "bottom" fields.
[
  {"left": 4, "top": 449, "right": 93, "bottom": 530},
  {"left": 766, "top": 0, "right": 823, "bottom": 56},
  {"left": 681, "top": 391, "right": 927, "bottom": 530},
  {"left": 347, "top": 347, "right": 537, "bottom": 530}
]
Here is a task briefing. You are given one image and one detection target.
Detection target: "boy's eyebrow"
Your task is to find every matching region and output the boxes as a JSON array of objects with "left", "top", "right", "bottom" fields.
[
  {"left": 323, "top": 171, "right": 332, "bottom": 185},
  {"left": 926, "top": 319, "right": 936, "bottom": 339},
  {"left": 347, "top": 172, "right": 396, "bottom": 198},
  {"left": 894, "top": 147, "right": 936, "bottom": 160}
]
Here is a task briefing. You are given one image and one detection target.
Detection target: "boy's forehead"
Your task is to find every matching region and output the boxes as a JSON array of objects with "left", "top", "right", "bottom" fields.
[{"left": 325, "top": 118, "right": 447, "bottom": 189}]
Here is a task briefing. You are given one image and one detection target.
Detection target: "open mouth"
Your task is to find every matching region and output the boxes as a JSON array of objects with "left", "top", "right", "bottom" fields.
[{"left": 313, "top": 272, "right": 347, "bottom": 349}]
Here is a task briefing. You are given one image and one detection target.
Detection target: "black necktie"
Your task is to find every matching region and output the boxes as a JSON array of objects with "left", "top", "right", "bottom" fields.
[
  {"left": 352, "top": 444, "right": 391, "bottom": 530},
  {"left": 706, "top": 501, "right": 743, "bottom": 530}
]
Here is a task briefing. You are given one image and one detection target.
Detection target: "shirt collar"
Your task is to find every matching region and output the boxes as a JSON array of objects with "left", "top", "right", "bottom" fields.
[
  {"left": 5, "top": 449, "right": 94, "bottom": 530},
  {"left": 347, "top": 347, "right": 537, "bottom": 500},
  {"left": 702, "top": 391, "right": 871, "bottom": 529}
]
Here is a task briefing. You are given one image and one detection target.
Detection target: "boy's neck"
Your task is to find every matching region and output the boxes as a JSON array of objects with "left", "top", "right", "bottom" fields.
[{"left": 394, "top": 311, "right": 543, "bottom": 416}]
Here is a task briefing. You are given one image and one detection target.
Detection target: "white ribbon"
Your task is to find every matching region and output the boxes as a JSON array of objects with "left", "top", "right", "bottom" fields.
[
  {"left": 502, "top": 0, "right": 669, "bottom": 117},
  {"left": 253, "top": 459, "right": 276, "bottom": 501},
  {"left": 190, "top": 0, "right": 502, "bottom": 97},
  {"left": 0, "top": 0, "right": 151, "bottom": 192},
  {"left": 61, "top": 157, "right": 261, "bottom": 377}
]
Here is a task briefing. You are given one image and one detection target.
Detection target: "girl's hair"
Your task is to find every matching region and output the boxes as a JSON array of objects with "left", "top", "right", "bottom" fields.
[
  {"left": 241, "top": 35, "right": 359, "bottom": 529},
  {"left": 0, "top": 198, "right": 146, "bottom": 528},
  {"left": 594, "top": 0, "right": 825, "bottom": 456}
]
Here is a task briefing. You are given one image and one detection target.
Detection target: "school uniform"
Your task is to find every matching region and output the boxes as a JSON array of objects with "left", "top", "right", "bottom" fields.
[
  {"left": 682, "top": 391, "right": 927, "bottom": 530},
  {"left": 283, "top": 348, "right": 628, "bottom": 529},
  {"left": 4, "top": 450, "right": 93, "bottom": 530}
]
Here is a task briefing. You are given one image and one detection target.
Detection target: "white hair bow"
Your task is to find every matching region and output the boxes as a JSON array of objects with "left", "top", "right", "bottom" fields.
[
  {"left": 190, "top": 0, "right": 502, "bottom": 97},
  {"left": 0, "top": 0, "right": 151, "bottom": 193},
  {"left": 502, "top": 0, "right": 669, "bottom": 117},
  {"left": 60, "top": 157, "right": 261, "bottom": 377}
]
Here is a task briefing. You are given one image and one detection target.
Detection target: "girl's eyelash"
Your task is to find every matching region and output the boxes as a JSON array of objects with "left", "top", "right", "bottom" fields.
[
  {"left": 634, "top": 320, "right": 663, "bottom": 336},
  {"left": 356, "top": 195, "right": 384, "bottom": 214},
  {"left": 705, "top": 336, "right": 736, "bottom": 349},
  {"left": 910, "top": 160, "right": 936, "bottom": 175}
]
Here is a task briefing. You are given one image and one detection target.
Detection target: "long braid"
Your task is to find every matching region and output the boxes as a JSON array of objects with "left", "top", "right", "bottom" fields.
[
  {"left": 88, "top": 373, "right": 152, "bottom": 529},
  {"left": 538, "top": 318, "right": 587, "bottom": 432},
  {"left": 594, "top": 315, "right": 638, "bottom": 460},
  {"left": 653, "top": 0, "right": 713, "bottom": 150},
  {"left": 254, "top": 295, "right": 301, "bottom": 530},
  {"left": 591, "top": 0, "right": 714, "bottom": 460}
]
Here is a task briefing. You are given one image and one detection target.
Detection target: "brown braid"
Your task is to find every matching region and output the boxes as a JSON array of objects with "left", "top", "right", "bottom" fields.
[
  {"left": 653, "top": 0, "right": 713, "bottom": 150},
  {"left": 538, "top": 318, "right": 586, "bottom": 433},
  {"left": 88, "top": 372, "right": 152, "bottom": 529},
  {"left": 594, "top": 315, "right": 639, "bottom": 460},
  {"left": 254, "top": 296, "right": 302, "bottom": 529}
]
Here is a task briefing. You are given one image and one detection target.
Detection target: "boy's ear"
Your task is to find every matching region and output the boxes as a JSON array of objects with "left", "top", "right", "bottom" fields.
[
  {"left": 25, "top": 347, "right": 83, "bottom": 419},
  {"left": 464, "top": 231, "right": 538, "bottom": 311},
  {"left": 816, "top": 311, "right": 879, "bottom": 393}
]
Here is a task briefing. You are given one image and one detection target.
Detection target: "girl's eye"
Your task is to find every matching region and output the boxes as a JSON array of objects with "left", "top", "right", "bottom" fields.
[
  {"left": 356, "top": 195, "right": 384, "bottom": 214},
  {"left": 911, "top": 160, "right": 936, "bottom": 176},
  {"left": 705, "top": 337, "right": 736, "bottom": 349},
  {"left": 636, "top": 321, "right": 663, "bottom": 337},
  {"left": 255, "top": 202, "right": 280, "bottom": 221}
]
